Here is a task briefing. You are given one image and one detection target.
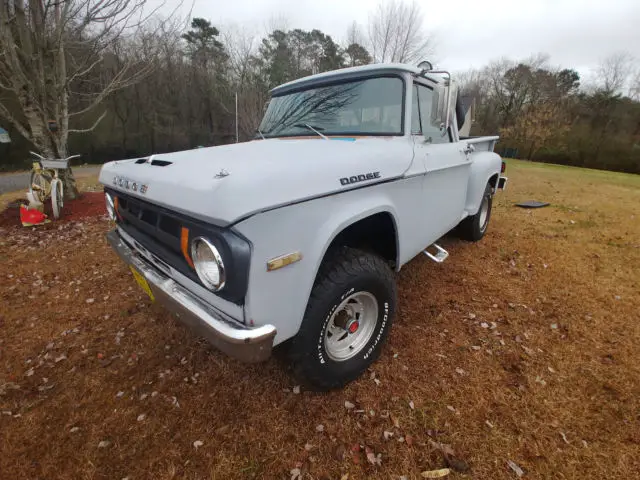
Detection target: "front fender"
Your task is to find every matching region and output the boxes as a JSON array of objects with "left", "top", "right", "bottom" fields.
[
  {"left": 233, "top": 187, "right": 399, "bottom": 345},
  {"left": 464, "top": 151, "right": 502, "bottom": 215}
]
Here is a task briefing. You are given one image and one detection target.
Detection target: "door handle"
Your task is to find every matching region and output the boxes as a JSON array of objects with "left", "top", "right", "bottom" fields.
[{"left": 462, "top": 144, "right": 475, "bottom": 155}]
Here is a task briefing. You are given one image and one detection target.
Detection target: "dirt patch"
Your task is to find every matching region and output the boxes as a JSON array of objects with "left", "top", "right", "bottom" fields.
[
  {"left": 1, "top": 161, "right": 639, "bottom": 479},
  {"left": 0, "top": 191, "right": 106, "bottom": 228}
]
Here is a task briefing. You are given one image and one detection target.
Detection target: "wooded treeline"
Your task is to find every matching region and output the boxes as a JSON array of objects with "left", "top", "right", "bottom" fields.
[
  {"left": 0, "top": 11, "right": 380, "bottom": 169},
  {"left": 461, "top": 54, "right": 640, "bottom": 173},
  {"left": 1, "top": 1, "right": 639, "bottom": 174}
]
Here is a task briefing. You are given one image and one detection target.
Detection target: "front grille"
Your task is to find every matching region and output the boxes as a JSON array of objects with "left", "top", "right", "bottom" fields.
[
  {"left": 118, "top": 195, "right": 182, "bottom": 248},
  {"left": 105, "top": 187, "right": 252, "bottom": 305},
  {"left": 108, "top": 189, "right": 194, "bottom": 280}
]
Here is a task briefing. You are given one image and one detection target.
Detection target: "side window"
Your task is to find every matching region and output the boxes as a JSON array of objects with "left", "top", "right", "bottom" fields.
[
  {"left": 417, "top": 84, "right": 448, "bottom": 144},
  {"left": 412, "top": 83, "right": 449, "bottom": 143}
]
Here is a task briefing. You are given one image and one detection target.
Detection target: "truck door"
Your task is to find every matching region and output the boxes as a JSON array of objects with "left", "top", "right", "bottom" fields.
[{"left": 411, "top": 81, "right": 470, "bottom": 240}]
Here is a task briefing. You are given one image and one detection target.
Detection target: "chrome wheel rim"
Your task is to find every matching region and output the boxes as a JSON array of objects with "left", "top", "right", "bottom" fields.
[
  {"left": 324, "top": 291, "right": 378, "bottom": 362},
  {"left": 479, "top": 195, "right": 490, "bottom": 232}
]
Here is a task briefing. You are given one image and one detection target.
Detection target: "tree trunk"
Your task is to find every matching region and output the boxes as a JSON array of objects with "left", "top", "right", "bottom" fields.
[
  {"left": 52, "top": 135, "right": 80, "bottom": 200},
  {"left": 527, "top": 140, "right": 536, "bottom": 160},
  {"left": 59, "top": 168, "right": 79, "bottom": 199},
  {"left": 24, "top": 104, "right": 80, "bottom": 200},
  {"left": 53, "top": 18, "right": 79, "bottom": 201}
]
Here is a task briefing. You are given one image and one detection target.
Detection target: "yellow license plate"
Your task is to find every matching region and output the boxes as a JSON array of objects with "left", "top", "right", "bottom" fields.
[{"left": 130, "top": 266, "right": 155, "bottom": 301}]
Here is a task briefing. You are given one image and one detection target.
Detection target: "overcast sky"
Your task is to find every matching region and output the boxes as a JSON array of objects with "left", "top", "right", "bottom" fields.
[{"left": 173, "top": 0, "right": 639, "bottom": 80}]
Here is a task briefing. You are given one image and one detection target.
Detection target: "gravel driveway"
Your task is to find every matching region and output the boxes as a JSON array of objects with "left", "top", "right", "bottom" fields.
[{"left": 0, "top": 166, "right": 101, "bottom": 195}]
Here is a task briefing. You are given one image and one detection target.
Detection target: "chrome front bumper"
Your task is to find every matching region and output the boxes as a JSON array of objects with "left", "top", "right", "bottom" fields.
[{"left": 106, "top": 230, "right": 276, "bottom": 363}]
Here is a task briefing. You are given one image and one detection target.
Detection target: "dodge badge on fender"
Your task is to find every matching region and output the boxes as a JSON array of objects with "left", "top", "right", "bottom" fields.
[{"left": 340, "top": 171, "right": 381, "bottom": 185}]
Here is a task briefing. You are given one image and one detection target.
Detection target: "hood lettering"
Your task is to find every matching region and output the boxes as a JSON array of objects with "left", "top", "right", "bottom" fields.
[{"left": 114, "top": 176, "right": 148, "bottom": 194}]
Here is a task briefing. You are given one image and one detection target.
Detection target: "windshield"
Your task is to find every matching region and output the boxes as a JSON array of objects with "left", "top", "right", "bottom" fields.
[{"left": 259, "top": 76, "right": 404, "bottom": 138}]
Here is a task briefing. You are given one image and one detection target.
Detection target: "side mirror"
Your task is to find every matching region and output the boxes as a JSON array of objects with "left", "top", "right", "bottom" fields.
[
  {"left": 430, "top": 82, "right": 457, "bottom": 136},
  {"left": 430, "top": 85, "right": 448, "bottom": 135},
  {"left": 447, "top": 81, "right": 458, "bottom": 132}
]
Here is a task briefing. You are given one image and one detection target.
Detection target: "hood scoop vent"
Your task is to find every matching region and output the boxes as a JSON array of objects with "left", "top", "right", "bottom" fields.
[
  {"left": 150, "top": 159, "right": 172, "bottom": 167},
  {"left": 134, "top": 156, "right": 173, "bottom": 167}
]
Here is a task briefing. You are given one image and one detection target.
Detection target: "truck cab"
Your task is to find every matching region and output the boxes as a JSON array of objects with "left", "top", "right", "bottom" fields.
[{"left": 100, "top": 62, "right": 507, "bottom": 389}]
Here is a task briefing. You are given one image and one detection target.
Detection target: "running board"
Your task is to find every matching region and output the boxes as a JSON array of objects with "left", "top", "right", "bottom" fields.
[{"left": 423, "top": 243, "right": 449, "bottom": 263}]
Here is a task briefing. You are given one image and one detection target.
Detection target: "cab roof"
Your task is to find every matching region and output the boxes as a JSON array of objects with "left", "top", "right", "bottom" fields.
[{"left": 271, "top": 63, "right": 434, "bottom": 96}]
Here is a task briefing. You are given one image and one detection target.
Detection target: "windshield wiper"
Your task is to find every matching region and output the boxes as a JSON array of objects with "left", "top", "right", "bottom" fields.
[
  {"left": 294, "top": 123, "right": 328, "bottom": 140},
  {"left": 256, "top": 129, "right": 266, "bottom": 140}
]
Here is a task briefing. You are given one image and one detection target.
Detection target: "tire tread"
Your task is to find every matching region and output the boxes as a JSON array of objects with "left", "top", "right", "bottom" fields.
[{"left": 290, "top": 247, "right": 396, "bottom": 389}]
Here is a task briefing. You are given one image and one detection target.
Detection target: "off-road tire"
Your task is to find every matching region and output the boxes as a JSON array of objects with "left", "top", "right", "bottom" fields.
[
  {"left": 457, "top": 182, "right": 493, "bottom": 242},
  {"left": 289, "top": 247, "right": 396, "bottom": 390}
]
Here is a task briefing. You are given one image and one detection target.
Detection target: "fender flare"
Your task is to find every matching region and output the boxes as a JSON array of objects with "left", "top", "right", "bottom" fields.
[
  {"left": 311, "top": 201, "right": 400, "bottom": 281},
  {"left": 295, "top": 199, "right": 400, "bottom": 334},
  {"left": 464, "top": 151, "right": 502, "bottom": 215}
]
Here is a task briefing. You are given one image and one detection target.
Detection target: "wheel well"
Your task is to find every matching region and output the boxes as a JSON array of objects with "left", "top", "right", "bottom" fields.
[
  {"left": 325, "top": 212, "right": 398, "bottom": 267},
  {"left": 488, "top": 173, "right": 499, "bottom": 189}
]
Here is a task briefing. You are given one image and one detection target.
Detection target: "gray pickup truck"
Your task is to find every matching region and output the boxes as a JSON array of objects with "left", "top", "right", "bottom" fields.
[{"left": 100, "top": 62, "right": 507, "bottom": 389}]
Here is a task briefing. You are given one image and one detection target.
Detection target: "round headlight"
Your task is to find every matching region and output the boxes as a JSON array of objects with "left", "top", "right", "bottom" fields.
[
  {"left": 105, "top": 193, "right": 115, "bottom": 220},
  {"left": 191, "top": 237, "right": 226, "bottom": 291}
]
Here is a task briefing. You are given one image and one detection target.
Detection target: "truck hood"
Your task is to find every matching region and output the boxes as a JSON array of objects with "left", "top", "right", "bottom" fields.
[{"left": 99, "top": 138, "right": 413, "bottom": 225}]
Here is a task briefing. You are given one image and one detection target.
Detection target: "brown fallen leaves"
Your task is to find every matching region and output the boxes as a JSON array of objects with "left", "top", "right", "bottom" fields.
[
  {"left": 428, "top": 439, "right": 470, "bottom": 474},
  {"left": 3, "top": 164, "right": 640, "bottom": 479},
  {"left": 350, "top": 443, "right": 361, "bottom": 465},
  {"left": 421, "top": 468, "right": 451, "bottom": 478},
  {"left": 507, "top": 459, "right": 525, "bottom": 477},
  {"left": 348, "top": 443, "right": 382, "bottom": 467},
  {"left": 365, "top": 446, "right": 382, "bottom": 466}
]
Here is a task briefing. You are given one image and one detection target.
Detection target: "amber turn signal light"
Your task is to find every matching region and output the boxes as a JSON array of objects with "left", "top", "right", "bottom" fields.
[{"left": 181, "top": 227, "right": 195, "bottom": 268}]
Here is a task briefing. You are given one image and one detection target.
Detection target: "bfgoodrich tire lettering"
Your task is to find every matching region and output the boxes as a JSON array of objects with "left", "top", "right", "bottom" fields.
[{"left": 290, "top": 247, "right": 396, "bottom": 390}]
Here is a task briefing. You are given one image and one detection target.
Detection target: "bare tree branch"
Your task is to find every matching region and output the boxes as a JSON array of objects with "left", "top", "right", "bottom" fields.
[
  {"left": 595, "top": 52, "right": 634, "bottom": 95},
  {"left": 0, "top": 101, "right": 31, "bottom": 140},
  {"left": 0, "top": 0, "right": 187, "bottom": 198},
  {"left": 367, "top": 0, "right": 433, "bottom": 64},
  {"left": 68, "top": 110, "right": 108, "bottom": 133}
]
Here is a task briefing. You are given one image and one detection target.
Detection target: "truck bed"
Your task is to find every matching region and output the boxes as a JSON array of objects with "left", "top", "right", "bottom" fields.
[{"left": 460, "top": 135, "right": 499, "bottom": 153}]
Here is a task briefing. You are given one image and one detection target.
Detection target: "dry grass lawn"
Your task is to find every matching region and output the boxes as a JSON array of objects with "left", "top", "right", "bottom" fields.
[{"left": 1, "top": 160, "right": 639, "bottom": 479}]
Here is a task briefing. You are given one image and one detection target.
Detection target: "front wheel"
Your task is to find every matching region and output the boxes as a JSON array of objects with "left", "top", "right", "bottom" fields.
[
  {"left": 29, "top": 170, "right": 50, "bottom": 204},
  {"left": 289, "top": 247, "right": 396, "bottom": 390},
  {"left": 51, "top": 178, "right": 64, "bottom": 219},
  {"left": 457, "top": 182, "right": 493, "bottom": 242}
]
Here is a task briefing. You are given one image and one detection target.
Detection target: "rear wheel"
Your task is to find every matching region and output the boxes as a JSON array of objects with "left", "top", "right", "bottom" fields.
[
  {"left": 51, "top": 178, "right": 64, "bottom": 219},
  {"left": 289, "top": 247, "right": 396, "bottom": 390},
  {"left": 457, "top": 182, "right": 493, "bottom": 242}
]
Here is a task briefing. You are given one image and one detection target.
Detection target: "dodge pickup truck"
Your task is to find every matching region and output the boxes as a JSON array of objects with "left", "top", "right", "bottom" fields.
[{"left": 100, "top": 62, "right": 507, "bottom": 389}]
